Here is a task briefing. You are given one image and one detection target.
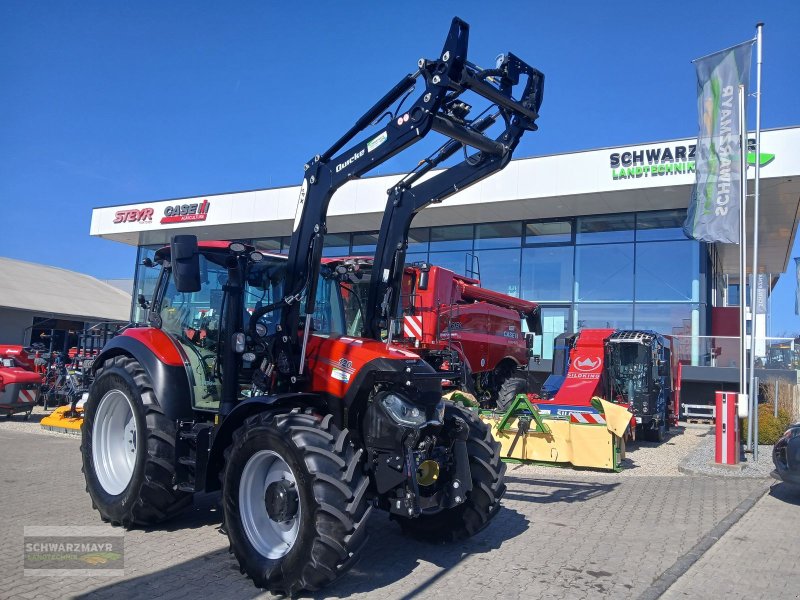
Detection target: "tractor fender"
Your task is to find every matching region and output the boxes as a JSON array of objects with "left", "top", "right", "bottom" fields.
[
  {"left": 204, "top": 393, "right": 328, "bottom": 493},
  {"left": 91, "top": 335, "right": 195, "bottom": 421}
]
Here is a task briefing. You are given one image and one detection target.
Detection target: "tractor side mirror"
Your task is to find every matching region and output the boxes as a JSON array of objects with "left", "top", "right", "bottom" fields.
[
  {"left": 171, "top": 235, "right": 201, "bottom": 293},
  {"left": 525, "top": 332, "right": 535, "bottom": 349}
]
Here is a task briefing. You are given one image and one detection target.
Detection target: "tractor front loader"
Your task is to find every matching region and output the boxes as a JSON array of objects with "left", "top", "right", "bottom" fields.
[{"left": 80, "top": 17, "right": 543, "bottom": 595}]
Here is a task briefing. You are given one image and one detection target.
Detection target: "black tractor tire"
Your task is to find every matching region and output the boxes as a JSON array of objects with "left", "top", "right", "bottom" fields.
[
  {"left": 81, "top": 355, "right": 191, "bottom": 528},
  {"left": 495, "top": 376, "right": 528, "bottom": 412},
  {"left": 223, "top": 410, "right": 371, "bottom": 596},
  {"left": 398, "top": 406, "right": 506, "bottom": 543},
  {"left": 644, "top": 419, "right": 666, "bottom": 443}
]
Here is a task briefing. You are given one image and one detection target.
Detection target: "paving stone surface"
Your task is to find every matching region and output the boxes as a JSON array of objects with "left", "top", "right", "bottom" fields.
[
  {"left": 0, "top": 423, "right": 775, "bottom": 600},
  {"left": 661, "top": 481, "right": 800, "bottom": 600}
]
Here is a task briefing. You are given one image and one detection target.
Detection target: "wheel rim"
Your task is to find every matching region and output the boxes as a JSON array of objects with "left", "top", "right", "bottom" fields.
[
  {"left": 92, "top": 389, "right": 137, "bottom": 496},
  {"left": 239, "top": 450, "right": 301, "bottom": 560}
]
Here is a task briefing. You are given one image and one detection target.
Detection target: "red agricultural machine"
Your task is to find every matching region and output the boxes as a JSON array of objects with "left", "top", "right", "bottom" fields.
[
  {"left": 329, "top": 258, "right": 539, "bottom": 408},
  {"left": 80, "top": 18, "right": 544, "bottom": 595},
  {"left": 533, "top": 329, "right": 678, "bottom": 442},
  {"left": 0, "top": 345, "right": 42, "bottom": 419}
]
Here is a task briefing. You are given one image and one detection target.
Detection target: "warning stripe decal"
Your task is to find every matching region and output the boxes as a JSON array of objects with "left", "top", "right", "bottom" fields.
[
  {"left": 19, "top": 389, "right": 37, "bottom": 403},
  {"left": 569, "top": 412, "right": 606, "bottom": 425},
  {"left": 403, "top": 316, "right": 423, "bottom": 339}
]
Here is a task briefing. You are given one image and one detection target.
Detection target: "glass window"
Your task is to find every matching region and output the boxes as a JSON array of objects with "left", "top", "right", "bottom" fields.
[
  {"left": 636, "top": 209, "right": 689, "bottom": 241},
  {"left": 635, "top": 240, "right": 699, "bottom": 301},
  {"left": 634, "top": 303, "right": 697, "bottom": 336},
  {"left": 521, "top": 246, "right": 574, "bottom": 302},
  {"left": 322, "top": 233, "right": 351, "bottom": 257},
  {"left": 308, "top": 277, "right": 345, "bottom": 336},
  {"left": 407, "top": 228, "right": 430, "bottom": 253},
  {"left": 576, "top": 214, "right": 635, "bottom": 244},
  {"left": 253, "top": 237, "right": 283, "bottom": 253},
  {"left": 473, "top": 249, "right": 521, "bottom": 297},
  {"left": 428, "top": 251, "right": 470, "bottom": 275},
  {"left": 525, "top": 220, "right": 572, "bottom": 245},
  {"left": 405, "top": 252, "right": 428, "bottom": 265},
  {"left": 132, "top": 246, "right": 161, "bottom": 324},
  {"left": 351, "top": 231, "right": 378, "bottom": 254},
  {"left": 533, "top": 306, "right": 571, "bottom": 361},
  {"left": 475, "top": 222, "right": 521, "bottom": 250},
  {"left": 575, "top": 303, "right": 633, "bottom": 330},
  {"left": 575, "top": 243, "right": 634, "bottom": 301},
  {"left": 430, "top": 224, "right": 473, "bottom": 251}
]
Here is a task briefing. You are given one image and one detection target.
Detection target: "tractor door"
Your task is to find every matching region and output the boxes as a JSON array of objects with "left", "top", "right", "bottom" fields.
[{"left": 159, "top": 253, "right": 226, "bottom": 411}]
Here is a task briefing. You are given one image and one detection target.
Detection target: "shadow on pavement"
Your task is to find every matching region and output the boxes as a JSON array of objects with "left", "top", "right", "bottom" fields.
[
  {"left": 502, "top": 477, "right": 619, "bottom": 504},
  {"left": 142, "top": 492, "right": 224, "bottom": 533},
  {"left": 769, "top": 481, "right": 800, "bottom": 505},
  {"left": 78, "top": 506, "right": 529, "bottom": 600}
]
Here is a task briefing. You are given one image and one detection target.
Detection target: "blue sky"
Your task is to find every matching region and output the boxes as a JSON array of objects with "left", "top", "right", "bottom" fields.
[{"left": 1, "top": 1, "right": 799, "bottom": 332}]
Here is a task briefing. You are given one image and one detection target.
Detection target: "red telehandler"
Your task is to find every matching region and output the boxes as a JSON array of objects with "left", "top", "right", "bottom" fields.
[{"left": 80, "top": 18, "right": 544, "bottom": 595}]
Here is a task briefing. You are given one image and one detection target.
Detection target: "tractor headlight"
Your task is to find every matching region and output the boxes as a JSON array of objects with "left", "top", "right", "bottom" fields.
[{"left": 380, "top": 393, "right": 427, "bottom": 428}]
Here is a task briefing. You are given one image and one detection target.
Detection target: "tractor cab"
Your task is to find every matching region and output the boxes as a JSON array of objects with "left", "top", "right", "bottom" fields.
[
  {"left": 148, "top": 241, "right": 363, "bottom": 411},
  {"left": 605, "top": 330, "right": 674, "bottom": 441}
]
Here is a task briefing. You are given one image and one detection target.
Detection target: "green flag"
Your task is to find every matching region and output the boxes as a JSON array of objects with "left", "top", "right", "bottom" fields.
[{"left": 684, "top": 40, "right": 754, "bottom": 243}]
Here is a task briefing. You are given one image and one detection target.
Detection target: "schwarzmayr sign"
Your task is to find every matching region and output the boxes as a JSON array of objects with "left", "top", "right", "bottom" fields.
[
  {"left": 609, "top": 144, "right": 696, "bottom": 180},
  {"left": 610, "top": 139, "right": 773, "bottom": 181}
]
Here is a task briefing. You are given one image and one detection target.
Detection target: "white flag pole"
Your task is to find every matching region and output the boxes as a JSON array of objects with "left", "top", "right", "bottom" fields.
[
  {"left": 748, "top": 22, "right": 764, "bottom": 458},
  {"left": 739, "top": 83, "right": 750, "bottom": 452}
]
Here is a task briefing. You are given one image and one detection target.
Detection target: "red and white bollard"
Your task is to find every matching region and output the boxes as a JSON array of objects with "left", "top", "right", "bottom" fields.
[{"left": 715, "top": 391, "right": 740, "bottom": 465}]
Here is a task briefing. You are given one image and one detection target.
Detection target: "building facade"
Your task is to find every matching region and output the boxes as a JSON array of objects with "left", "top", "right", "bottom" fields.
[{"left": 90, "top": 127, "right": 800, "bottom": 369}]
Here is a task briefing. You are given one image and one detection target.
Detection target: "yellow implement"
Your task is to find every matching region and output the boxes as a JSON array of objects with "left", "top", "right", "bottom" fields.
[
  {"left": 480, "top": 396, "right": 630, "bottom": 471},
  {"left": 40, "top": 405, "right": 83, "bottom": 435}
]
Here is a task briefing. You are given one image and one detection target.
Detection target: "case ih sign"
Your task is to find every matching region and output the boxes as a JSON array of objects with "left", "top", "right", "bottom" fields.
[
  {"left": 161, "top": 199, "right": 211, "bottom": 224},
  {"left": 112, "top": 200, "right": 211, "bottom": 225}
]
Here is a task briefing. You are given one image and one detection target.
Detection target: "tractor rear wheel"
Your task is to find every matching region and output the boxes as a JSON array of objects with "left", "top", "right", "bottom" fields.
[
  {"left": 81, "top": 355, "right": 191, "bottom": 528},
  {"left": 222, "top": 410, "right": 371, "bottom": 596},
  {"left": 398, "top": 406, "right": 506, "bottom": 543}
]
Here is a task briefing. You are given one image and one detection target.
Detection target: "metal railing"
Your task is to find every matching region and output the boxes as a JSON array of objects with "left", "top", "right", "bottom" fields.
[{"left": 670, "top": 335, "right": 799, "bottom": 370}]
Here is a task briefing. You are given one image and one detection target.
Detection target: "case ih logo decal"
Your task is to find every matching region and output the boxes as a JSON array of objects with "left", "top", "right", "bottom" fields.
[
  {"left": 161, "top": 200, "right": 210, "bottom": 224},
  {"left": 113, "top": 208, "right": 153, "bottom": 224}
]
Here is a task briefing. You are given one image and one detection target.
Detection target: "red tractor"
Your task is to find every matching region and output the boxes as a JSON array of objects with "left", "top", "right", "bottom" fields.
[
  {"left": 81, "top": 18, "right": 544, "bottom": 595},
  {"left": 329, "top": 258, "right": 539, "bottom": 408}
]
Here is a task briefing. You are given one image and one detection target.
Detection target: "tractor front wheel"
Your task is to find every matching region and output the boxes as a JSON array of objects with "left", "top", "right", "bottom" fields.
[
  {"left": 81, "top": 355, "right": 191, "bottom": 528},
  {"left": 398, "top": 406, "right": 506, "bottom": 542},
  {"left": 222, "top": 410, "right": 371, "bottom": 596}
]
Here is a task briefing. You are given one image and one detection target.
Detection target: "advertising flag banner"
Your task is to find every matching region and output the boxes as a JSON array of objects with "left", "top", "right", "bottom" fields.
[
  {"left": 795, "top": 258, "right": 800, "bottom": 316},
  {"left": 684, "top": 40, "right": 754, "bottom": 243}
]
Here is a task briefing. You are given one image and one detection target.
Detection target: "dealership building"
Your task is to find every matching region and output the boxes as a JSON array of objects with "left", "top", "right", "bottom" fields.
[{"left": 90, "top": 126, "right": 800, "bottom": 387}]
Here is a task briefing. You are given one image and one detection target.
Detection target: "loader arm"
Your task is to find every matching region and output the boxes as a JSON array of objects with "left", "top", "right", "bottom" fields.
[
  {"left": 253, "top": 17, "right": 544, "bottom": 382},
  {"left": 364, "top": 57, "right": 544, "bottom": 339}
]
